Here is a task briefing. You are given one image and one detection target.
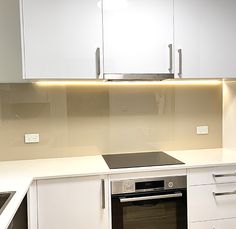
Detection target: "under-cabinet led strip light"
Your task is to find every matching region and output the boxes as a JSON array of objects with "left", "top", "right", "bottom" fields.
[{"left": 34, "top": 80, "right": 222, "bottom": 86}]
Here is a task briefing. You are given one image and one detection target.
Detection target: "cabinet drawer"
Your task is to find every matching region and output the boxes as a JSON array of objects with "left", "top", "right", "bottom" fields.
[
  {"left": 190, "top": 218, "right": 236, "bottom": 229},
  {"left": 188, "top": 166, "right": 236, "bottom": 186},
  {"left": 189, "top": 183, "right": 236, "bottom": 222},
  {"left": 190, "top": 221, "right": 214, "bottom": 229}
]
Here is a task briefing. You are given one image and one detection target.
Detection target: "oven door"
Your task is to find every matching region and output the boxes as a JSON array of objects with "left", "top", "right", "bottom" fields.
[{"left": 111, "top": 189, "right": 187, "bottom": 229}]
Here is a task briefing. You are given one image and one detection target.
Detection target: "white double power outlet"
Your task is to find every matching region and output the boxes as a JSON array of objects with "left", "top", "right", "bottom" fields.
[
  {"left": 196, "top": 126, "right": 209, "bottom": 135},
  {"left": 24, "top": 133, "right": 40, "bottom": 144}
]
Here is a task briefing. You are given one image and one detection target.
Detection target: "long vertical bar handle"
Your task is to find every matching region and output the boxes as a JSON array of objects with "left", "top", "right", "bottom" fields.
[
  {"left": 96, "top": 48, "right": 101, "bottom": 79},
  {"left": 168, "top": 44, "right": 173, "bottom": 73},
  {"left": 101, "top": 179, "right": 105, "bottom": 209},
  {"left": 178, "top": 49, "right": 183, "bottom": 78}
]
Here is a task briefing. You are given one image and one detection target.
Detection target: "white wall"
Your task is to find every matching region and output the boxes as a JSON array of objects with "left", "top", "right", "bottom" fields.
[{"left": 223, "top": 80, "right": 236, "bottom": 149}]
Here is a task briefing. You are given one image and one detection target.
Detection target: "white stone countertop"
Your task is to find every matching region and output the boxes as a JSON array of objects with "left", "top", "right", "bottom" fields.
[{"left": 1, "top": 148, "right": 236, "bottom": 229}]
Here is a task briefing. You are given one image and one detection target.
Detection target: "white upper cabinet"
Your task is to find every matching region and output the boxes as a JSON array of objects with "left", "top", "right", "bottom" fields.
[
  {"left": 103, "top": 0, "right": 174, "bottom": 75},
  {"left": 20, "top": 0, "right": 103, "bottom": 79},
  {"left": 20, "top": 0, "right": 236, "bottom": 80},
  {"left": 175, "top": 0, "right": 236, "bottom": 78}
]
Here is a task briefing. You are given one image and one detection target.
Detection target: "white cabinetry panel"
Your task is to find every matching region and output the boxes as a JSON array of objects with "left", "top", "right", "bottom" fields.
[
  {"left": 27, "top": 181, "right": 38, "bottom": 229},
  {"left": 190, "top": 218, "right": 236, "bottom": 229},
  {"left": 190, "top": 220, "right": 215, "bottom": 229},
  {"left": 175, "top": 0, "right": 236, "bottom": 78},
  {"left": 37, "top": 176, "right": 109, "bottom": 229},
  {"left": 189, "top": 183, "right": 236, "bottom": 222},
  {"left": 188, "top": 166, "right": 236, "bottom": 186},
  {"left": 103, "top": 0, "right": 174, "bottom": 74},
  {"left": 21, "top": 0, "right": 102, "bottom": 79}
]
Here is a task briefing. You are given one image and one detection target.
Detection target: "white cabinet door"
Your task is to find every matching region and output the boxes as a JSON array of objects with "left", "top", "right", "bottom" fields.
[
  {"left": 188, "top": 166, "right": 236, "bottom": 186},
  {"left": 103, "top": 0, "right": 174, "bottom": 74},
  {"left": 190, "top": 221, "right": 215, "bottom": 229},
  {"left": 21, "top": 0, "right": 103, "bottom": 79},
  {"left": 191, "top": 218, "right": 236, "bottom": 229},
  {"left": 188, "top": 183, "right": 236, "bottom": 222},
  {"left": 217, "top": 218, "right": 236, "bottom": 228},
  {"left": 37, "top": 176, "right": 109, "bottom": 229},
  {"left": 175, "top": 0, "right": 236, "bottom": 78}
]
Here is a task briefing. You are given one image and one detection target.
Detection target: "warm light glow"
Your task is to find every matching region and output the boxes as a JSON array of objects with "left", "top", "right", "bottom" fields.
[
  {"left": 156, "top": 79, "right": 222, "bottom": 86},
  {"left": 34, "top": 79, "right": 222, "bottom": 87},
  {"left": 97, "top": 0, "right": 128, "bottom": 11},
  {"left": 35, "top": 80, "right": 104, "bottom": 86}
]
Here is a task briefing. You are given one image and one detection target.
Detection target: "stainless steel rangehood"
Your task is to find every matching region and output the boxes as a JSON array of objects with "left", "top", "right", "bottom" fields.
[{"left": 104, "top": 73, "right": 174, "bottom": 81}]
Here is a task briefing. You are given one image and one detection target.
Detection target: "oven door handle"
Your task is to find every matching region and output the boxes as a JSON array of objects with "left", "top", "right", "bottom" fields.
[{"left": 119, "top": 192, "right": 183, "bottom": 203}]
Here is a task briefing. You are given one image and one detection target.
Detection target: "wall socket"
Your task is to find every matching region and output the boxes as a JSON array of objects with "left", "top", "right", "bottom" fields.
[
  {"left": 196, "top": 126, "right": 209, "bottom": 135},
  {"left": 24, "top": 133, "right": 40, "bottom": 144}
]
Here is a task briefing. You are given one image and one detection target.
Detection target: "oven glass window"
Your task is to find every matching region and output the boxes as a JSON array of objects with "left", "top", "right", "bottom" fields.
[
  {"left": 123, "top": 200, "right": 178, "bottom": 229},
  {"left": 112, "top": 191, "right": 187, "bottom": 229}
]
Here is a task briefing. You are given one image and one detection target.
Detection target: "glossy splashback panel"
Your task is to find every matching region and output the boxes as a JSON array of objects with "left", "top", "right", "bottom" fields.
[{"left": 0, "top": 83, "right": 222, "bottom": 161}]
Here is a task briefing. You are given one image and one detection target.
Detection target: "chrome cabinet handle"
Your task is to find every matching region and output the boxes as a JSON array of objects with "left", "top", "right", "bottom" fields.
[
  {"left": 168, "top": 44, "right": 173, "bottom": 73},
  {"left": 213, "top": 172, "right": 236, "bottom": 178},
  {"left": 96, "top": 48, "right": 101, "bottom": 78},
  {"left": 119, "top": 192, "right": 182, "bottom": 203},
  {"left": 213, "top": 190, "right": 236, "bottom": 197},
  {"left": 101, "top": 179, "right": 105, "bottom": 209},
  {"left": 178, "top": 49, "right": 182, "bottom": 78}
]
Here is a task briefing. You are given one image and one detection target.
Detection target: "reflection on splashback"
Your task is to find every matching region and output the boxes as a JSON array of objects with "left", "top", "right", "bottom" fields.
[
  {"left": 223, "top": 80, "right": 236, "bottom": 149},
  {"left": 0, "top": 83, "right": 222, "bottom": 161}
]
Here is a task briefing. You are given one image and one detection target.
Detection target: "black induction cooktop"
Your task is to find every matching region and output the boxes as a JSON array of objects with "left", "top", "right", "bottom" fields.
[{"left": 102, "top": 151, "right": 184, "bottom": 169}]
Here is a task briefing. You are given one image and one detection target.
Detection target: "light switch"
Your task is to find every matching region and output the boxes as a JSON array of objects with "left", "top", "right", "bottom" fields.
[
  {"left": 196, "top": 126, "right": 209, "bottom": 135},
  {"left": 24, "top": 133, "right": 40, "bottom": 143}
]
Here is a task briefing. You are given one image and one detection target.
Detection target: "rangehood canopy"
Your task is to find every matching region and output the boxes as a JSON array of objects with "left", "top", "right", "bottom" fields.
[{"left": 104, "top": 73, "right": 174, "bottom": 81}]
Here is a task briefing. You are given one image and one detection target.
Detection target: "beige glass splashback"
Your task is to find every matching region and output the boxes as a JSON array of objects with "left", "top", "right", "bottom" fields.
[{"left": 0, "top": 83, "right": 222, "bottom": 161}]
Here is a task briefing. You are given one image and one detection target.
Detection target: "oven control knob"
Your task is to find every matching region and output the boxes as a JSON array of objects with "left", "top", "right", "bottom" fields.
[
  {"left": 168, "top": 181, "right": 174, "bottom": 188},
  {"left": 123, "top": 181, "right": 135, "bottom": 193}
]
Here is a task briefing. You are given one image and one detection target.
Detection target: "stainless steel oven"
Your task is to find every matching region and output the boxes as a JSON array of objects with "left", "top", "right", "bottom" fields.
[{"left": 111, "top": 176, "right": 187, "bottom": 229}]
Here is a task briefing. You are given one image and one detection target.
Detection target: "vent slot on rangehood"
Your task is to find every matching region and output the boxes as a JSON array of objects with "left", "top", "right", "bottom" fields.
[{"left": 104, "top": 74, "right": 174, "bottom": 81}]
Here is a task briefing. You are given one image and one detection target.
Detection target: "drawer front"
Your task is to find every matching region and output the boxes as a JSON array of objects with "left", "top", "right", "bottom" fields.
[
  {"left": 190, "top": 221, "right": 214, "bottom": 229},
  {"left": 190, "top": 218, "right": 236, "bottom": 229},
  {"left": 189, "top": 183, "right": 236, "bottom": 222},
  {"left": 188, "top": 166, "right": 236, "bottom": 186}
]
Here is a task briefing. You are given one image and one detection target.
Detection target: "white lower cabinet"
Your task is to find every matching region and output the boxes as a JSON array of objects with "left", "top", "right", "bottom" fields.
[
  {"left": 37, "top": 176, "right": 110, "bottom": 229},
  {"left": 188, "top": 166, "right": 236, "bottom": 186},
  {"left": 190, "top": 220, "right": 215, "bottom": 229},
  {"left": 188, "top": 166, "right": 236, "bottom": 229},
  {"left": 190, "top": 218, "right": 236, "bottom": 229},
  {"left": 188, "top": 183, "right": 236, "bottom": 222}
]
